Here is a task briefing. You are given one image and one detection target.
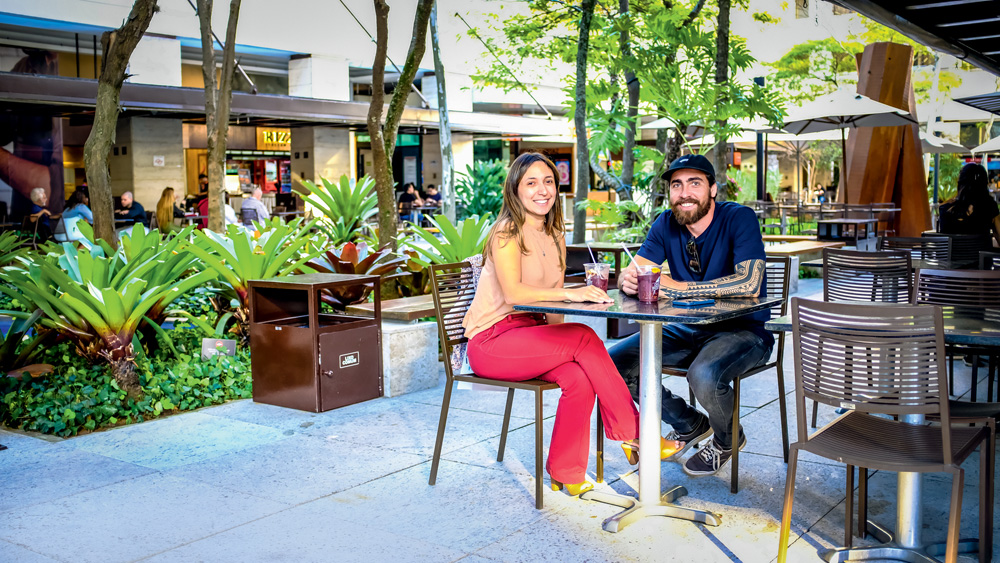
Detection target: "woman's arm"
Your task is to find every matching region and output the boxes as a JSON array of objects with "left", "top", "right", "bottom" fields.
[
  {"left": 493, "top": 234, "right": 611, "bottom": 305},
  {"left": 991, "top": 214, "right": 1000, "bottom": 248}
]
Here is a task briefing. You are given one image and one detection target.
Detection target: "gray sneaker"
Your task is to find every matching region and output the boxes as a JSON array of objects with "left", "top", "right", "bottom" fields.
[
  {"left": 662, "top": 414, "right": 713, "bottom": 462},
  {"left": 683, "top": 433, "right": 747, "bottom": 477}
]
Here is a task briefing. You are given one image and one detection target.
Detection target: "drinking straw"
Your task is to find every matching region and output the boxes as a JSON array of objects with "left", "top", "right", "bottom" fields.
[
  {"left": 586, "top": 242, "right": 597, "bottom": 263},
  {"left": 621, "top": 243, "right": 637, "bottom": 267}
]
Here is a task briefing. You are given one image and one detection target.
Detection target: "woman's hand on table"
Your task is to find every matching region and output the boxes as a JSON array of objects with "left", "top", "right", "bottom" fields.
[{"left": 565, "top": 285, "right": 613, "bottom": 303}]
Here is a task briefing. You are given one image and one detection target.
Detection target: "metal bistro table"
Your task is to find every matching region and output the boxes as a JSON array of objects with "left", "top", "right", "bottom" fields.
[
  {"left": 817, "top": 218, "right": 878, "bottom": 251},
  {"left": 514, "top": 290, "right": 780, "bottom": 533},
  {"left": 767, "top": 305, "right": 1000, "bottom": 562}
]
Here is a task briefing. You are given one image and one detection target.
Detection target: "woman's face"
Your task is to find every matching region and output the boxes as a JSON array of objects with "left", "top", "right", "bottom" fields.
[
  {"left": 82, "top": 194, "right": 89, "bottom": 206},
  {"left": 516, "top": 161, "right": 556, "bottom": 219}
]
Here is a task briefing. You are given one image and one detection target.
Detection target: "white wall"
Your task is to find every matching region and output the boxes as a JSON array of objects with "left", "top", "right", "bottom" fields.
[{"left": 127, "top": 35, "right": 182, "bottom": 87}]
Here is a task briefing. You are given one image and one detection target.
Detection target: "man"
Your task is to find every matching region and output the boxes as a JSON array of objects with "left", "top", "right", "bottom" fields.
[
  {"left": 115, "top": 191, "right": 148, "bottom": 227},
  {"left": 398, "top": 183, "right": 424, "bottom": 224},
  {"left": 609, "top": 154, "right": 772, "bottom": 477},
  {"left": 424, "top": 184, "right": 442, "bottom": 207},
  {"left": 27, "top": 186, "right": 57, "bottom": 242},
  {"left": 241, "top": 187, "right": 271, "bottom": 222}
]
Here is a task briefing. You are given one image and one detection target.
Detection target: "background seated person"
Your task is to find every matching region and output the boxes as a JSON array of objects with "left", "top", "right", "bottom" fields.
[
  {"left": 27, "top": 186, "right": 57, "bottom": 242},
  {"left": 424, "top": 184, "right": 442, "bottom": 207},
  {"left": 115, "top": 191, "right": 147, "bottom": 227},
  {"left": 62, "top": 188, "right": 92, "bottom": 223},
  {"left": 939, "top": 163, "right": 1000, "bottom": 248},
  {"left": 241, "top": 187, "right": 271, "bottom": 222},
  {"left": 398, "top": 183, "right": 424, "bottom": 224}
]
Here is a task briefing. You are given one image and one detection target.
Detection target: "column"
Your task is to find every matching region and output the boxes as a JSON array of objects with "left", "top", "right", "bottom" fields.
[
  {"left": 290, "top": 127, "right": 352, "bottom": 189},
  {"left": 288, "top": 55, "right": 350, "bottom": 101},
  {"left": 125, "top": 117, "right": 185, "bottom": 210}
]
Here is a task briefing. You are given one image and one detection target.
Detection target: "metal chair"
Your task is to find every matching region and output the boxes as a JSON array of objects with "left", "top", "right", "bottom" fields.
[
  {"left": 923, "top": 231, "right": 991, "bottom": 267},
  {"left": 823, "top": 248, "right": 912, "bottom": 304},
  {"left": 880, "top": 236, "right": 951, "bottom": 266},
  {"left": 427, "top": 261, "right": 604, "bottom": 509},
  {"left": 241, "top": 208, "right": 258, "bottom": 228},
  {"left": 980, "top": 250, "right": 1000, "bottom": 270},
  {"left": 661, "top": 255, "right": 792, "bottom": 493},
  {"left": 914, "top": 268, "right": 1000, "bottom": 402},
  {"left": 777, "top": 298, "right": 992, "bottom": 563}
]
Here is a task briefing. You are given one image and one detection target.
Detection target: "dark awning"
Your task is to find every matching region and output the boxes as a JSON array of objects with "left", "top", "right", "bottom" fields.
[
  {"left": 826, "top": 0, "right": 1000, "bottom": 77},
  {"left": 955, "top": 91, "right": 1000, "bottom": 116}
]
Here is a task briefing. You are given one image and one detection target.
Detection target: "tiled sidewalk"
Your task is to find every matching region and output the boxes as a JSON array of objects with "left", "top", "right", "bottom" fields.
[{"left": 1, "top": 279, "right": 996, "bottom": 562}]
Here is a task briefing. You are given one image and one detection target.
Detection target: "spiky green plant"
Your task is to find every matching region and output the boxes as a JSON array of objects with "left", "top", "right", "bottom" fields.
[
  {"left": 0, "top": 309, "right": 53, "bottom": 375},
  {"left": 300, "top": 175, "right": 378, "bottom": 245},
  {"left": 0, "top": 240, "right": 216, "bottom": 397},
  {"left": 401, "top": 215, "right": 493, "bottom": 267},
  {"left": 304, "top": 241, "right": 407, "bottom": 309},
  {"left": 455, "top": 160, "right": 506, "bottom": 220},
  {"left": 0, "top": 230, "right": 27, "bottom": 267}
]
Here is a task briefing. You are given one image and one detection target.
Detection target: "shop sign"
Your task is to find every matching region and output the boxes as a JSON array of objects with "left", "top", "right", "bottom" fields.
[{"left": 256, "top": 128, "right": 291, "bottom": 151}]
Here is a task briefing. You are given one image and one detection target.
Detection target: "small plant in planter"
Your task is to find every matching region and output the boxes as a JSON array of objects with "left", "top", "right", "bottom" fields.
[
  {"left": 299, "top": 175, "right": 378, "bottom": 245},
  {"left": 304, "top": 241, "right": 407, "bottom": 309},
  {"left": 401, "top": 214, "right": 493, "bottom": 267},
  {"left": 391, "top": 250, "right": 433, "bottom": 297}
]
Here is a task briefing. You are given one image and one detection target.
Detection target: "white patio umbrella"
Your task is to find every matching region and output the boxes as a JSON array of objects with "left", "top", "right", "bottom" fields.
[
  {"left": 972, "top": 135, "right": 1000, "bottom": 154},
  {"left": 639, "top": 116, "right": 781, "bottom": 136},
  {"left": 781, "top": 90, "right": 918, "bottom": 195},
  {"left": 920, "top": 132, "right": 968, "bottom": 154}
]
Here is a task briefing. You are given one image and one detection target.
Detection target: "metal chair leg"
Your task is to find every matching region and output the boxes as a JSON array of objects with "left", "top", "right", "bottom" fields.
[
  {"left": 776, "top": 360, "right": 790, "bottom": 462},
  {"left": 535, "top": 388, "right": 544, "bottom": 510},
  {"left": 596, "top": 398, "right": 604, "bottom": 483},
  {"left": 845, "top": 465, "right": 855, "bottom": 549},
  {"left": 777, "top": 446, "right": 800, "bottom": 563},
  {"left": 497, "top": 388, "right": 515, "bottom": 462},
  {"left": 979, "top": 438, "right": 991, "bottom": 563},
  {"left": 429, "top": 381, "right": 455, "bottom": 486},
  {"left": 858, "top": 467, "right": 868, "bottom": 539},
  {"left": 811, "top": 399, "right": 819, "bottom": 428},
  {"left": 946, "top": 469, "right": 965, "bottom": 563},
  {"left": 731, "top": 377, "right": 741, "bottom": 494},
  {"left": 971, "top": 356, "right": 980, "bottom": 402}
]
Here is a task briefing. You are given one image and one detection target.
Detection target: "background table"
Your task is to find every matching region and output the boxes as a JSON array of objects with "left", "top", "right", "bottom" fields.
[
  {"left": 817, "top": 218, "right": 878, "bottom": 251},
  {"left": 515, "top": 290, "right": 780, "bottom": 532},
  {"left": 767, "top": 305, "right": 996, "bottom": 561}
]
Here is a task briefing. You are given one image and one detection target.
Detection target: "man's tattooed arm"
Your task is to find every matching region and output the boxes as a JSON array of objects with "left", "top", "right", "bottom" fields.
[{"left": 659, "top": 259, "right": 765, "bottom": 300}]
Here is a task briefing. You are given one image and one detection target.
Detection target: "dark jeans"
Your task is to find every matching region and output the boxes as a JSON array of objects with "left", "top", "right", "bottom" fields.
[{"left": 609, "top": 324, "right": 772, "bottom": 449}]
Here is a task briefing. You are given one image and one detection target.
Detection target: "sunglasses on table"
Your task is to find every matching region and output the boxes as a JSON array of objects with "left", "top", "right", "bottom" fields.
[{"left": 686, "top": 237, "right": 701, "bottom": 274}]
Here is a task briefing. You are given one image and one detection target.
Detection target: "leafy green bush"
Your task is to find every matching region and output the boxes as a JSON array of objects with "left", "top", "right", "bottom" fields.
[
  {"left": 401, "top": 215, "right": 492, "bottom": 267},
  {"left": 0, "top": 331, "right": 251, "bottom": 437},
  {"left": 299, "top": 175, "right": 378, "bottom": 244},
  {"left": 455, "top": 160, "right": 506, "bottom": 220}
]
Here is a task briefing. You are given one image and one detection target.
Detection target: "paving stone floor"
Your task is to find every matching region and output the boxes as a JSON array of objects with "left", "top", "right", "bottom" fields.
[{"left": 1, "top": 279, "right": 997, "bottom": 562}]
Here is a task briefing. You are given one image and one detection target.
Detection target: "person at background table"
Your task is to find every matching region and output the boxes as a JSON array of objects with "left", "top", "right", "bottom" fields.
[
  {"left": 115, "top": 191, "right": 147, "bottom": 227},
  {"left": 27, "top": 186, "right": 57, "bottom": 242},
  {"left": 155, "top": 187, "right": 185, "bottom": 234},
  {"left": 241, "top": 187, "right": 271, "bottom": 223},
  {"left": 609, "top": 154, "right": 772, "bottom": 478},
  {"left": 938, "top": 163, "right": 1000, "bottom": 248},
  {"left": 424, "top": 184, "right": 442, "bottom": 207},
  {"left": 463, "top": 152, "right": 653, "bottom": 495},
  {"left": 62, "top": 187, "right": 92, "bottom": 223},
  {"left": 195, "top": 193, "right": 240, "bottom": 230},
  {"left": 398, "top": 183, "right": 424, "bottom": 224}
]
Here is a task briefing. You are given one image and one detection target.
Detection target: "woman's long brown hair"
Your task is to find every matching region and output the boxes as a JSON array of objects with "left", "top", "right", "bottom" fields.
[
  {"left": 484, "top": 152, "right": 566, "bottom": 271},
  {"left": 156, "top": 187, "right": 175, "bottom": 234}
]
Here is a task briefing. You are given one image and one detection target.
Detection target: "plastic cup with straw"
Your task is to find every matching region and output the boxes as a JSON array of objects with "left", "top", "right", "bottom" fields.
[{"left": 583, "top": 243, "right": 610, "bottom": 291}]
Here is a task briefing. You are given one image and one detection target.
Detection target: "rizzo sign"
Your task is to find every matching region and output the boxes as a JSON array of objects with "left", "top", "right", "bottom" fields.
[{"left": 256, "top": 128, "right": 291, "bottom": 151}]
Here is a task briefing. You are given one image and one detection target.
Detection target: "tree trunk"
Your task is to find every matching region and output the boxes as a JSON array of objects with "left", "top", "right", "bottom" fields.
[
  {"left": 713, "top": 0, "right": 731, "bottom": 201},
  {"left": 198, "top": 0, "right": 241, "bottom": 233},
  {"left": 618, "top": 0, "right": 638, "bottom": 203},
  {"left": 571, "top": 0, "right": 596, "bottom": 244},
  {"left": 368, "top": 0, "right": 434, "bottom": 248},
  {"left": 430, "top": 3, "right": 456, "bottom": 224},
  {"left": 83, "top": 0, "right": 158, "bottom": 248}
]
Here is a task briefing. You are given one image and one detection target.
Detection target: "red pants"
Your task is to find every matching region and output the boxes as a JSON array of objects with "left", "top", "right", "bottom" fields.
[{"left": 468, "top": 314, "right": 639, "bottom": 483}]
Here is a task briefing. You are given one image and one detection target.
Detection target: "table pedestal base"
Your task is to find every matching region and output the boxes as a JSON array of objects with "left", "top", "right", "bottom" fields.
[
  {"left": 580, "top": 485, "right": 721, "bottom": 533},
  {"left": 821, "top": 520, "right": 980, "bottom": 563}
]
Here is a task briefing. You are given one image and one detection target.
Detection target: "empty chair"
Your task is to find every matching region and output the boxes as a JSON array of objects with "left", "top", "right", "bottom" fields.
[
  {"left": 661, "top": 255, "right": 792, "bottom": 493},
  {"left": 914, "top": 268, "right": 1000, "bottom": 402},
  {"left": 880, "top": 235, "right": 951, "bottom": 266},
  {"left": 844, "top": 203, "right": 873, "bottom": 219},
  {"left": 823, "top": 248, "right": 912, "bottom": 303},
  {"left": 427, "top": 261, "right": 604, "bottom": 509},
  {"left": 980, "top": 250, "right": 1000, "bottom": 270},
  {"left": 241, "top": 208, "right": 258, "bottom": 228},
  {"left": 777, "top": 298, "right": 992, "bottom": 563},
  {"left": 923, "top": 231, "right": 991, "bottom": 267}
]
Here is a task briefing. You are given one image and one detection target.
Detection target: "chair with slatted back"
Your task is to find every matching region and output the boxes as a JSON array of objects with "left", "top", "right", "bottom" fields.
[
  {"left": 980, "top": 250, "right": 1000, "bottom": 270},
  {"left": 923, "top": 231, "right": 991, "bottom": 268},
  {"left": 914, "top": 268, "right": 1000, "bottom": 403},
  {"left": 880, "top": 236, "right": 951, "bottom": 266},
  {"left": 809, "top": 248, "right": 914, "bottom": 427},
  {"left": 661, "top": 255, "right": 791, "bottom": 493},
  {"left": 427, "top": 261, "right": 604, "bottom": 509},
  {"left": 777, "top": 298, "right": 991, "bottom": 563}
]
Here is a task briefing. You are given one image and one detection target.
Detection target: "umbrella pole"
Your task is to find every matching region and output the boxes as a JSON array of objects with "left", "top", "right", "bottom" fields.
[
  {"left": 763, "top": 133, "right": 768, "bottom": 199},
  {"left": 840, "top": 128, "right": 848, "bottom": 204},
  {"left": 933, "top": 153, "right": 939, "bottom": 205}
]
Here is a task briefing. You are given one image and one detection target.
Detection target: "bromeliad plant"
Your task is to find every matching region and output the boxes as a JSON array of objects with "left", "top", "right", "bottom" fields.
[
  {"left": 0, "top": 230, "right": 26, "bottom": 267},
  {"left": 0, "top": 238, "right": 216, "bottom": 398},
  {"left": 391, "top": 249, "right": 433, "bottom": 297},
  {"left": 186, "top": 219, "right": 324, "bottom": 340},
  {"left": 300, "top": 174, "right": 378, "bottom": 245},
  {"left": 304, "top": 241, "right": 407, "bottom": 309},
  {"left": 455, "top": 160, "right": 505, "bottom": 220},
  {"left": 402, "top": 214, "right": 493, "bottom": 267}
]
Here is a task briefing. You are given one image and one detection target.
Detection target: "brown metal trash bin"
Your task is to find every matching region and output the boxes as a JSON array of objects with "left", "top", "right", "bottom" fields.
[{"left": 249, "top": 273, "right": 383, "bottom": 412}]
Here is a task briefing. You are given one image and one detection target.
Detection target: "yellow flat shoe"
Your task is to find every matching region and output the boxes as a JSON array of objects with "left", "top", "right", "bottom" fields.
[
  {"left": 550, "top": 478, "right": 594, "bottom": 496},
  {"left": 622, "top": 437, "right": 686, "bottom": 465}
]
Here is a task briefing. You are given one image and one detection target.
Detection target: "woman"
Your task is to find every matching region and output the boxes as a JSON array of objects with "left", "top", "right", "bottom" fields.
[
  {"left": 155, "top": 187, "right": 183, "bottom": 234},
  {"left": 62, "top": 188, "right": 93, "bottom": 223},
  {"left": 939, "top": 163, "right": 1000, "bottom": 248},
  {"left": 462, "top": 152, "right": 676, "bottom": 496}
]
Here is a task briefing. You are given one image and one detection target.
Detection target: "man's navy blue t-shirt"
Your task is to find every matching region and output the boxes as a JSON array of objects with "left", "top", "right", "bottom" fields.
[{"left": 637, "top": 201, "right": 772, "bottom": 344}]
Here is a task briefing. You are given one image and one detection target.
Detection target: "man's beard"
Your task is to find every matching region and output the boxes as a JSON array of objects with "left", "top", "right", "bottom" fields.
[{"left": 671, "top": 196, "right": 711, "bottom": 225}]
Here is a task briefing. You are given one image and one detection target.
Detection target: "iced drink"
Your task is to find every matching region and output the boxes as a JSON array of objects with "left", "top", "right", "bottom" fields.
[
  {"left": 637, "top": 265, "right": 661, "bottom": 303},
  {"left": 584, "top": 262, "right": 610, "bottom": 292}
]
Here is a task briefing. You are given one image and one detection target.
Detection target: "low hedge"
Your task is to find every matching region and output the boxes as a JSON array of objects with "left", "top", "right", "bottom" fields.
[{"left": 0, "top": 328, "right": 251, "bottom": 437}]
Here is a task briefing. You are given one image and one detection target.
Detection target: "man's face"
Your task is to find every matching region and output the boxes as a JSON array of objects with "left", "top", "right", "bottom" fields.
[
  {"left": 199, "top": 176, "right": 208, "bottom": 187},
  {"left": 407, "top": 185, "right": 415, "bottom": 194},
  {"left": 669, "top": 169, "right": 714, "bottom": 226},
  {"left": 121, "top": 193, "right": 133, "bottom": 207}
]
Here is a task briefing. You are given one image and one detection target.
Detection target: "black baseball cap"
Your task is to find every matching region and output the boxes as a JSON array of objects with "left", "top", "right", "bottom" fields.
[{"left": 662, "top": 154, "right": 716, "bottom": 184}]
